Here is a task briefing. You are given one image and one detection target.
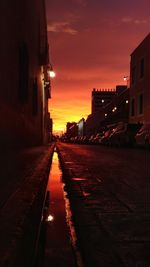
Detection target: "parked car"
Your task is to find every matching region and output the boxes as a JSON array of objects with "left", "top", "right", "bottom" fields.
[
  {"left": 81, "top": 136, "right": 89, "bottom": 144},
  {"left": 135, "top": 123, "right": 150, "bottom": 148},
  {"left": 109, "top": 123, "right": 141, "bottom": 147},
  {"left": 108, "top": 123, "right": 125, "bottom": 146},
  {"left": 88, "top": 134, "right": 96, "bottom": 144},
  {"left": 100, "top": 127, "right": 114, "bottom": 145},
  {"left": 92, "top": 133, "right": 104, "bottom": 144}
]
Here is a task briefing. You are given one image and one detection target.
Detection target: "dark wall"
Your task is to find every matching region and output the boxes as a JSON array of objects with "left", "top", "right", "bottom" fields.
[{"left": 0, "top": 0, "right": 48, "bottom": 148}]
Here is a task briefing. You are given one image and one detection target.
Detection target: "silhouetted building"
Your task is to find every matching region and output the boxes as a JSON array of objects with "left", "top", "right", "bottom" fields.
[
  {"left": 129, "top": 33, "right": 150, "bottom": 124},
  {"left": 101, "top": 87, "right": 129, "bottom": 127},
  {"left": 47, "top": 114, "right": 53, "bottom": 141},
  {"left": 78, "top": 118, "right": 85, "bottom": 137},
  {"left": 116, "top": 85, "right": 128, "bottom": 95},
  {"left": 92, "top": 88, "right": 115, "bottom": 114},
  {"left": 0, "top": 0, "right": 51, "bottom": 148},
  {"left": 85, "top": 113, "right": 103, "bottom": 136},
  {"left": 66, "top": 122, "right": 78, "bottom": 138},
  {"left": 86, "top": 86, "right": 129, "bottom": 135}
]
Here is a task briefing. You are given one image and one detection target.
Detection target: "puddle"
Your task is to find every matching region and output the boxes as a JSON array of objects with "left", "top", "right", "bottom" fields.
[
  {"left": 42, "top": 150, "right": 84, "bottom": 267},
  {"left": 72, "top": 177, "right": 87, "bottom": 181},
  {"left": 82, "top": 191, "right": 91, "bottom": 197}
]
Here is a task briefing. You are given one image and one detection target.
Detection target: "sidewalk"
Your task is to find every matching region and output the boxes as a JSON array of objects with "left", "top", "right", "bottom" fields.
[{"left": 0, "top": 143, "right": 55, "bottom": 267}]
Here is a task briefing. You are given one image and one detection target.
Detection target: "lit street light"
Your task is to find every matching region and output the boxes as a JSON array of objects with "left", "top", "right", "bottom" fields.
[
  {"left": 49, "top": 70, "right": 56, "bottom": 78},
  {"left": 123, "top": 76, "right": 128, "bottom": 81},
  {"left": 48, "top": 64, "right": 56, "bottom": 78},
  {"left": 123, "top": 75, "right": 129, "bottom": 88}
]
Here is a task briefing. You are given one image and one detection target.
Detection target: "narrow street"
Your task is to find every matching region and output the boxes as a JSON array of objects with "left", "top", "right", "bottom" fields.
[
  {"left": 56, "top": 142, "right": 150, "bottom": 267},
  {"left": 1, "top": 1, "right": 150, "bottom": 267}
]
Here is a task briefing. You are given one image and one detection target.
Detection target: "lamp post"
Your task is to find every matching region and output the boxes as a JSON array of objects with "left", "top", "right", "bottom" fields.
[{"left": 123, "top": 76, "right": 130, "bottom": 88}]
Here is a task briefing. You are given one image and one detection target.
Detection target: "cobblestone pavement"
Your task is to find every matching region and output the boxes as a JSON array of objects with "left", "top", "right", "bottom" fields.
[
  {"left": 0, "top": 143, "right": 55, "bottom": 267},
  {"left": 56, "top": 142, "right": 150, "bottom": 267}
]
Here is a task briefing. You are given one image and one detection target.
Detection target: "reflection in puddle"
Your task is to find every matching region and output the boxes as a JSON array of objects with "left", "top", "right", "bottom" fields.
[
  {"left": 82, "top": 192, "right": 91, "bottom": 197},
  {"left": 46, "top": 214, "right": 54, "bottom": 222},
  {"left": 72, "top": 177, "right": 87, "bottom": 181},
  {"left": 43, "top": 150, "right": 83, "bottom": 267}
]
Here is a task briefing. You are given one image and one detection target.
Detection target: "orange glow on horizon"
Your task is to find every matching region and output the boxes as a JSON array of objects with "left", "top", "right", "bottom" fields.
[
  {"left": 49, "top": 97, "right": 90, "bottom": 134},
  {"left": 49, "top": 72, "right": 128, "bottom": 134}
]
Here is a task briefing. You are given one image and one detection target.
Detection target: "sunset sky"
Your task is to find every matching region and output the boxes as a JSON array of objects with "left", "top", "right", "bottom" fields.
[{"left": 46, "top": 0, "right": 150, "bottom": 133}]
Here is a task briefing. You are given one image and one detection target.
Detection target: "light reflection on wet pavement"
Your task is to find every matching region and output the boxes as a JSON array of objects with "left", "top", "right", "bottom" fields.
[
  {"left": 43, "top": 151, "right": 81, "bottom": 267},
  {"left": 56, "top": 142, "right": 150, "bottom": 267}
]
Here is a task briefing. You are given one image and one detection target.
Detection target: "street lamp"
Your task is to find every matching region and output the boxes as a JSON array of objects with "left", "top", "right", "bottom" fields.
[
  {"left": 47, "top": 64, "right": 56, "bottom": 78},
  {"left": 123, "top": 76, "right": 128, "bottom": 81},
  {"left": 123, "top": 75, "right": 129, "bottom": 88}
]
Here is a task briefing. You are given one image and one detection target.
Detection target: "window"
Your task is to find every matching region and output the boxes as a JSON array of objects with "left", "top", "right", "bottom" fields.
[
  {"left": 32, "top": 78, "right": 38, "bottom": 116},
  {"left": 138, "top": 94, "right": 143, "bottom": 114},
  {"left": 140, "top": 58, "right": 144, "bottom": 78},
  {"left": 131, "top": 98, "right": 135, "bottom": 116},
  {"left": 18, "top": 43, "right": 29, "bottom": 103}
]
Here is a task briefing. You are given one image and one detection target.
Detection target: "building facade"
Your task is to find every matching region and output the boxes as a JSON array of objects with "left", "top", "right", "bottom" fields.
[
  {"left": 86, "top": 86, "right": 128, "bottom": 135},
  {"left": 66, "top": 122, "right": 78, "bottom": 139},
  {"left": 101, "top": 87, "right": 129, "bottom": 127},
  {"left": 129, "top": 33, "right": 150, "bottom": 124},
  {"left": 0, "top": 0, "right": 51, "bottom": 148},
  {"left": 78, "top": 118, "right": 85, "bottom": 137},
  {"left": 92, "top": 88, "right": 115, "bottom": 114}
]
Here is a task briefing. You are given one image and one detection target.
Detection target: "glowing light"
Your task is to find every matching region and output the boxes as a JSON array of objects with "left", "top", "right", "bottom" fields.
[
  {"left": 49, "top": 70, "right": 56, "bottom": 78},
  {"left": 47, "top": 214, "right": 54, "bottom": 222},
  {"left": 83, "top": 191, "right": 91, "bottom": 197},
  {"left": 123, "top": 76, "right": 128, "bottom": 81},
  {"left": 47, "top": 64, "right": 56, "bottom": 78},
  {"left": 101, "top": 99, "right": 105, "bottom": 103},
  {"left": 112, "top": 107, "right": 117, "bottom": 112},
  {"left": 126, "top": 100, "right": 129, "bottom": 104},
  {"left": 105, "top": 113, "right": 107, "bottom": 117},
  {"left": 72, "top": 177, "right": 87, "bottom": 181}
]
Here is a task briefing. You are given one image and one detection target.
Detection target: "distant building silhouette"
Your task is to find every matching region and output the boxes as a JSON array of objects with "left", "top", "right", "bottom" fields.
[
  {"left": 92, "top": 88, "right": 115, "bottom": 114},
  {"left": 86, "top": 86, "right": 128, "bottom": 135},
  {"left": 130, "top": 33, "right": 150, "bottom": 124},
  {"left": 66, "top": 122, "right": 78, "bottom": 138},
  {"left": 101, "top": 87, "right": 129, "bottom": 127},
  {"left": 78, "top": 118, "right": 85, "bottom": 137},
  {"left": 0, "top": 0, "right": 52, "bottom": 148}
]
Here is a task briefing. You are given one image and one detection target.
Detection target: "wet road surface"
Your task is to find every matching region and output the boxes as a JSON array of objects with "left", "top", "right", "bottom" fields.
[
  {"left": 56, "top": 142, "right": 150, "bottom": 267},
  {"left": 43, "top": 150, "right": 83, "bottom": 267}
]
